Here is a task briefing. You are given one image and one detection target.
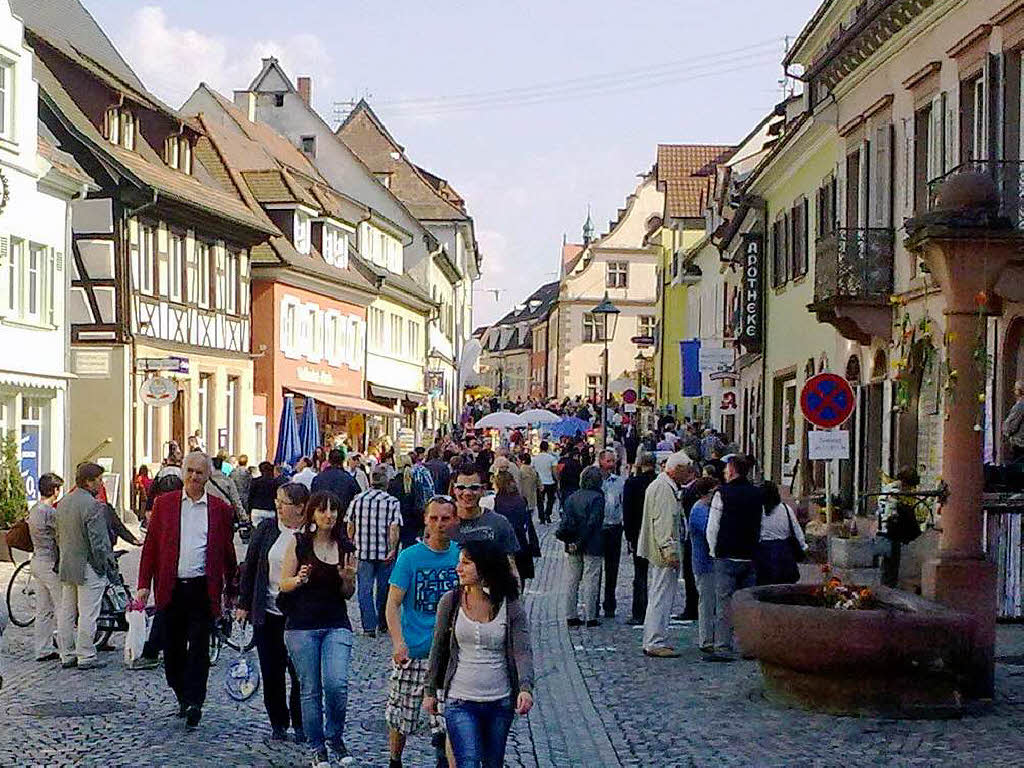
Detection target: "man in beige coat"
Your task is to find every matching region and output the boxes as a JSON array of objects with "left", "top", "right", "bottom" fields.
[
  {"left": 56, "top": 462, "right": 116, "bottom": 669},
  {"left": 638, "top": 451, "right": 695, "bottom": 657}
]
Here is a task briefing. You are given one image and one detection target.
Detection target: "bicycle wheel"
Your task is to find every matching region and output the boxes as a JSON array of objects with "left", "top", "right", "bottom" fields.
[
  {"left": 6, "top": 560, "right": 36, "bottom": 627},
  {"left": 221, "top": 618, "right": 255, "bottom": 652}
]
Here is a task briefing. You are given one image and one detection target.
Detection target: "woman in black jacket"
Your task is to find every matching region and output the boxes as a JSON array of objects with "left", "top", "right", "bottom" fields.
[
  {"left": 236, "top": 481, "right": 309, "bottom": 742},
  {"left": 492, "top": 470, "right": 538, "bottom": 589}
]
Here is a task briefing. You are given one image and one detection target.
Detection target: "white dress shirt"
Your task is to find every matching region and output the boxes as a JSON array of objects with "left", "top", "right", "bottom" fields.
[{"left": 177, "top": 491, "right": 209, "bottom": 578}]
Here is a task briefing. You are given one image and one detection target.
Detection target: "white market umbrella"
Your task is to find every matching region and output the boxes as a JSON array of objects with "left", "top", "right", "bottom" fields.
[
  {"left": 520, "top": 408, "right": 561, "bottom": 425},
  {"left": 476, "top": 411, "right": 528, "bottom": 429}
]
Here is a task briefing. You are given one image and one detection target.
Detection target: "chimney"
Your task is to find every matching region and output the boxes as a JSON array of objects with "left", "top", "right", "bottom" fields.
[
  {"left": 297, "top": 77, "right": 311, "bottom": 107},
  {"left": 233, "top": 90, "right": 257, "bottom": 123}
]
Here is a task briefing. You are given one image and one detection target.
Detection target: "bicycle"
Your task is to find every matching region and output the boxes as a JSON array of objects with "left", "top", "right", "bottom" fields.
[{"left": 209, "top": 612, "right": 256, "bottom": 665}]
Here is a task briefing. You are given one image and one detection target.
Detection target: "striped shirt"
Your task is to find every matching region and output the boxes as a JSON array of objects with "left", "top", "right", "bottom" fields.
[{"left": 348, "top": 488, "right": 403, "bottom": 561}]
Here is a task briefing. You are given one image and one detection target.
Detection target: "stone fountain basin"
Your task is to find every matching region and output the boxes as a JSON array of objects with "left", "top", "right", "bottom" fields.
[{"left": 733, "top": 584, "right": 973, "bottom": 718}]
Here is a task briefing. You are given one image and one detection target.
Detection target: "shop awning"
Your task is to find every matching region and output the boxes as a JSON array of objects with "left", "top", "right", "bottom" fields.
[
  {"left": 368, "top": 383, "right": 427, "bottom": 405},
  {"left": 287, "top": 388, "right": 397, "bottom": 418}
]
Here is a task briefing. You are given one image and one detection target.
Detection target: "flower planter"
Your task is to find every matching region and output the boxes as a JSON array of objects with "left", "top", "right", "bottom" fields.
[
  {"left": 828, "top": 535, "right": 877, "bottom": 568},
  {"left": 733, "top": 584, "right": 973, "bottom": 718}
]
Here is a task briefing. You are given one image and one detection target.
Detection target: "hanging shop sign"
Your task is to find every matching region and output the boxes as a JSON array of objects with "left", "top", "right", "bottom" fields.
[
  {"left": 139, "top": 375, "right": 178, "bottom": 406},
  {"left": 739, "top": 233, "right": 763, "bottom": 351}
]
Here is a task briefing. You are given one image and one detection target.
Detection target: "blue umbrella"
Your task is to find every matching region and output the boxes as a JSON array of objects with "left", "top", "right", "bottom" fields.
[
  {"left": 545, "top": 416, "right": 592, "bottom": 438},
  {"left": 274, "top": 394, "right": 302, "bottom": 467},
  {"left": 298, "top": 396, "right": 321, "bottom": 460}
]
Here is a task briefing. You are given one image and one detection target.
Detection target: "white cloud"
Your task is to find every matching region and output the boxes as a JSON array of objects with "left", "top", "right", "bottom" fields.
[{"left": 113, "top": 6, "right": 334, "bottom": 109}]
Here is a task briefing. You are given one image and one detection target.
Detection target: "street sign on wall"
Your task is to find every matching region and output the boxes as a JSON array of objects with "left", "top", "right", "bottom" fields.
[
  {"left": 808, "top": 429, "right": 850, "bottom": 460},
  {"left": 800, "top": 373, "right": 855, "bottom": 429}
]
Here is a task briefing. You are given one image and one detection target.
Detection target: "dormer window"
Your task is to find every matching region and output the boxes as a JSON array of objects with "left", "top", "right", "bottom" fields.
[
  {"left": 300, "top": 135, "right": 316, "bottom": 157},
  {"left": 322, "top": 224, "right": 349, "bottom": 269},
  {"left": 274, "top": 93, "right": 285, "bottom": 107},
  {"left": 374, "top": 172, "right": 391, "bottom": 189},
  {"left": 165, "top": 134, "right": 192, "bottom": 174},
  {"left": 104, "top": 106, "right": 136, "bottom": 150},
  {"left": 295, "top": 210, "right": 311, "bottom": 255}
]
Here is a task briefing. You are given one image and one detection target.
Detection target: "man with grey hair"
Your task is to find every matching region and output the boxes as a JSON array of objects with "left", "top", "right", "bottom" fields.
[
  {"left": 1003, "top": 380, "right": 1024, "bottom": 462},
  {"left": 638, "top": 451, "right": 695, "bottom": 657},
  {"left": 138, "top": 451, "right": 237, "bottom": 729}
]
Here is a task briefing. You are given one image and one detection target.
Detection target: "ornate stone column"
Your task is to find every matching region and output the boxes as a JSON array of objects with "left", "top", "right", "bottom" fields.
[{"left": 906, "top": 172, "right": 1024, "bottom": 697}]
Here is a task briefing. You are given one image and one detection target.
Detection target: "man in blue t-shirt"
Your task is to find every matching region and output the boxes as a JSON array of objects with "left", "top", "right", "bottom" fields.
[{"left": 384, "top": 496, "right": 460, "bottom": 768}]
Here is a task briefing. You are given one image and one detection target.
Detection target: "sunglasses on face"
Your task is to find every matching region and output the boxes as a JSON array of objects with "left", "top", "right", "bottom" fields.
[
  {"left": 428, "top": 493, "right": 455, "bottom": 504},
  {"left": 453, "top": 483, "right": 484, "bottom": 492}
]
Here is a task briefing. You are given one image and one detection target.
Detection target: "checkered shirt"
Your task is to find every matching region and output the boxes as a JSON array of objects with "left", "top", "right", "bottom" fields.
[{"left": 348, "top": 488, "right": 402, "bottom": 560}]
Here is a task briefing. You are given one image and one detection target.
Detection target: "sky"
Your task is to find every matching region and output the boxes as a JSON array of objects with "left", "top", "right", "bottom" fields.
[{"left": 84, "top": 0, "right": 822, "bottom": 326}]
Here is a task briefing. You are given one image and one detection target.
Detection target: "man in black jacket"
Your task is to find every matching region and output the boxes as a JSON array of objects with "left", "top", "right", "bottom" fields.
[
  {"left": 623, "top": 453, "right": 657, "bottom": 626},
  {"left": 705, "top": 455, "right": 762, "bottom": 659},
  {"left": 311, "top": 448, "right": 360, "bottom": 517}
]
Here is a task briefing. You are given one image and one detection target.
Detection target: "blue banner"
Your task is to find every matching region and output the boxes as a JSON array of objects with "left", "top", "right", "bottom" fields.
[{"left": 680, "top": 340, "right": 702, "bottom": 397}]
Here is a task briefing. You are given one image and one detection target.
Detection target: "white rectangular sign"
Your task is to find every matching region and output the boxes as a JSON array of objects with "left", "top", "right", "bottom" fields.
[
  {"left": 698, "top": 346, "right": 734, "bottom": 372},
  {"left": 808, "top": 429, "right": 849, "bottom": 460}
]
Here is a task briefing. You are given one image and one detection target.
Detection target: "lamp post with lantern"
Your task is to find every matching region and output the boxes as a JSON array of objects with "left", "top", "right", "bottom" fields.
[{"left": 591, "top": 293, "right": 620, "bottom": 448}]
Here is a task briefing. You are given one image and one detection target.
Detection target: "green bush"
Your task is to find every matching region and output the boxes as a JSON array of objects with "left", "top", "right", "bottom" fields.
[{"left": 0, "top": 432, "right": 27, "bottom": 528}]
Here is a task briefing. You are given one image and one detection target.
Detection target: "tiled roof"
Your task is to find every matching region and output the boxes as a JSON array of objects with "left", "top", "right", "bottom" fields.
[
  {"left": 562, "top": 242, "right": 584, "bottom": 273},
  {"left": 252, "top": 236, "right": 377, "bottom": 294},
  {"left": 37, "top": 122, "right": 94, "bottom": 187},
  {"left": 656, "top": 144, "right": 736, "bottom": 218},
  {"left": 487, "top": 281, "right": 560, "bottom": 350}
]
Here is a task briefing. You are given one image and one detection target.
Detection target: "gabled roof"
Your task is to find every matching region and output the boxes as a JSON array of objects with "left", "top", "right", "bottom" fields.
[
  {"left": 37, "top": 120, "right": 94, "bottom": 187},
  {"left": 34, "top": 55, "right": 274, "bottom": 237},
  {"left": 561, "top": 242, "right": 584, "bottom": 275},
  {"left": 488, "top": 281, "right": 560, "bottom": 351},
  {"left": 336, "top": 99, "right": 470, "bottom": 222},
  {"left": 656, "top": 144, "right": 737, "bottom": 219}
]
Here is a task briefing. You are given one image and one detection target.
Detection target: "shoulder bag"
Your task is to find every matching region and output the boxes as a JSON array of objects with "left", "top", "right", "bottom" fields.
[{"left": 785, "top": 505, "right": 806, "bottom": 563}]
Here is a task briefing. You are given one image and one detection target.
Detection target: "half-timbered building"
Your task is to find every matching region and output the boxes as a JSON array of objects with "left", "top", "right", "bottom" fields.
[{"left": 14, "top": 0, "right": 275, "bottom": 502}]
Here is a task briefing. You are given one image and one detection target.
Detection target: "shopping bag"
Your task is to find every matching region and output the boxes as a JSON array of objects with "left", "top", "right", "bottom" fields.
[
  {"left": 123, "top": 601, "right": 147, "bottom": 667},
  {"left": 224, "top": 650, "right": 260, "bottom": 701}
]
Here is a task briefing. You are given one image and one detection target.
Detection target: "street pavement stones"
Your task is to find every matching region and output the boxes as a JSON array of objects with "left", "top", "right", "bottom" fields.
[{"left": 6, "top": 520, "right": 1024, "bottom": 766}]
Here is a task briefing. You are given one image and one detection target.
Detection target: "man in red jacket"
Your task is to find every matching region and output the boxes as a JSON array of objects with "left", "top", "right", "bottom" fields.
[{"left": 138, "top": 451, "right": 237, "bottom": 729}]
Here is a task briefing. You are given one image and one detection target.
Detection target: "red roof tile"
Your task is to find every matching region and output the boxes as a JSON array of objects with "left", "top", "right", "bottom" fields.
[{"left": 656, "top": 144, "right": 736, "bottom": 218}]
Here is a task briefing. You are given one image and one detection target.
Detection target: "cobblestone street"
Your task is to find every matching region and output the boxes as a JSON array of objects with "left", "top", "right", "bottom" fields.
[{"left": 4, "top": 528, "right": 1024, "bottom": 766}]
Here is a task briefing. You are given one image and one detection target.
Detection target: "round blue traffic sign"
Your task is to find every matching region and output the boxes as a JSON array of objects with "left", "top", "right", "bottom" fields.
[{"left": 800, "top": 373, "right": 855, "bottom": 429}]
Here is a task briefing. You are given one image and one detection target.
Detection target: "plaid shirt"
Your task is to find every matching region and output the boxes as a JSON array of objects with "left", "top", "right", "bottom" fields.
[{"left": 349, "top": 488, "right": 403, "bottom": 560}]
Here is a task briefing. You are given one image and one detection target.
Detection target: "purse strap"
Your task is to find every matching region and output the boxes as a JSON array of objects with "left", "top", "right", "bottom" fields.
[{"left": 784, "top": 504, "right": 797, "bottom": 539}]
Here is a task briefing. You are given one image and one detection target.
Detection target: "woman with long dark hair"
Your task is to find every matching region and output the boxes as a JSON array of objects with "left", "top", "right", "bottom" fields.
[
  {"left": 424, "top": 540, "right": 534, "bottom": 768},
  {"left": 236, "top": 481, "right": 309, "bottom": 742},
  {"left": 279, "top": 491, "right": 357, "bottom": 767},
  {"left": 753, "top": 481, "right": 807, "bottom": 586},
  {"left": 492, "top": 470, "right": 536, "bottom": 588}
]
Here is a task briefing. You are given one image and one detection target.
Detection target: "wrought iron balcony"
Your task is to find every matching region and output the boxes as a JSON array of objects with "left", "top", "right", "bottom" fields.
[
  {"left": 927, "top": 160, "right": 1024, "bottom": 229},
  {"left": 810, "top": 227, "right": 894, "bottom": 344}
]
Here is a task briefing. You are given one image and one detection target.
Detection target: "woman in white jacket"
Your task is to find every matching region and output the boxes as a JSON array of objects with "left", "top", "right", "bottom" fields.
[{"left": 754, "top": 481, "right": 807, "bottom": 585}]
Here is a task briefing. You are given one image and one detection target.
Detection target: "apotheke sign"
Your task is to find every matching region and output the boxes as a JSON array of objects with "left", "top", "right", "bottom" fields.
[{"left": 739, "top": 233, "right": 762, "bottom": 351}]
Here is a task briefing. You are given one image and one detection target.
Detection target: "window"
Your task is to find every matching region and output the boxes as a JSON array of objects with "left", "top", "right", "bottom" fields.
[
  {"left": 198, "top": 374, "right": 210, "bottom": 443},
  {"left": 771, "top": 218, "right": 785, "bottom": 288},
  {"left": 368, "top": 306, "right": 385, "bottom": 350},
  {"left": 300, "top": 136, "right": 316, "bottom": 156},
  {"left": 120, "top": 110, "right": 135, "bottom": 150},
  {"left": 165, "top": 136, "right": 192, "bottom": 173},
  {"left": 104, "top": 107, "right": 119, "bottom": 145},
  {"left": 138, "top": 224, "right": 155, "bottom": 295},
  {"left": 375, "top": 172, "right": 391, "bottom": 189},
  {"left": 582, "top": 312, "right": 606, "bottom": 343},
  {"left": 295, "top": 211, "right": 311, "bottom": 255},
  {"left": 325, "top": 314, "right": 338, "bottom": 365},
  {"left": 196, "top": 242, "right": 211, "bottom": 308},
  {"left": 7, "top": 237, "right": 21, "bottom": 313},
  {"left": 0, "top": 61, "right": 11, "bottom": 139},
  {"left": 638, "top": 315, "right": 655, "bottom": 338},
  {"left": 105, "top": 107, "right": 135, "bottom": 150},
  {"left": 309, "top": 308, "right": 322, "bottom": 360},
  {"left": 274, "top": 93, "right": 285, "bottom": 107},
  {"left": 390, "top": 314, "right": 403, "bottom": 355},
  {"left": 606, "top": 261, "right": 628, "bottom": 288},
  {"left": 283, "top": 302, "right": 297, "bottom": 351},
  {"left": 168, "top": 233, "right": 184, "bottom": 302},
  {"left": 26, "top": 243, "right": 45, "bottom": 320},
  {"left": 816, "top": 175, "right": 837, "bottom": 238},
  {"left": 224, "top": 250, "right": 239, "bottom": 314},
  {"left": 407, "top": 318, "right": 420, "bottom": 360},
  {"left": 586, "top": 374, "right": 600, "bottom": 401},
  {"left": 791, "top": 199, "right": 808, "bottom": 278},
  {"left": 961, "top": 74, "right": 986, "bottom": 162},
  {"left": 225, "top": 377, "right": 239, "bottom": 455}
]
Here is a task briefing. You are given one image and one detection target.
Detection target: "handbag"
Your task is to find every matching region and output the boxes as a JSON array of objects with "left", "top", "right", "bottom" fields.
[
  {"left": 5, "top": 519, "right": 32, "bottom": 552},
  {"left": 785, "top": 505, "right": 806, "bottom": 564}
]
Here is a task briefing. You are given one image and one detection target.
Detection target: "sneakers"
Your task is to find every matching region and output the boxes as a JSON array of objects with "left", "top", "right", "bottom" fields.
[
  {"left": 129, "top": 657, "right": 160, "bottom": 670},
  {"left": 35, "top": 652, "right": 59, "bottom": 662},
  {"left": 702, "top": 651, "right": 736, "bottom": 663},
  {"left": 643, "top": 646, "right": 680, "bottom": 658},
  {"left": 60, "top": 658, "right": 78, "bottom": 669},
  {"left": 625, "top": 617, "right": 644, "bottom": 626},
  {"left": 329, "top": 740, "right": 354, "bottom": 765},
  {"left": 77, "top": 658, "right": 108, "bottom": 670},
  {"left": 311, "top": 748, "right": 330, "bottom": 768}
]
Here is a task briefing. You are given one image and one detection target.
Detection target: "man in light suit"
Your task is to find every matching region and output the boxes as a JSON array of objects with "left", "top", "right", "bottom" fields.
[
  {"left": 138, "top": 451, "right": 237, "bottom": 729},
  {"left": 55, "top": 462, "right": 115, "bottom": 669}
]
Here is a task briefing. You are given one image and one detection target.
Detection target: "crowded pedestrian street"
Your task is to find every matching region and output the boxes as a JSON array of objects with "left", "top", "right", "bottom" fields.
[{"left": 5, "top": 523, "right": 1024, "bottom": 767}]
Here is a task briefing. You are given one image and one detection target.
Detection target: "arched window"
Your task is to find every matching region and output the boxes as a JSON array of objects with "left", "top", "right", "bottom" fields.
[
  {"left": 845, "top": 355, "right": 861, "bottom": 384},
  {"left": 872, "top": 349, "right": 888, "bottom": 381}
]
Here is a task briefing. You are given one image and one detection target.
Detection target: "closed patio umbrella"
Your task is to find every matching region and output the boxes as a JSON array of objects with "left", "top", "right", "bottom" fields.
[
  {"left": 297, "top": 396, "right": 321, "bottom": 460},
  {"left": 274, "top": 394, "right": 302, "bottom": 468}
]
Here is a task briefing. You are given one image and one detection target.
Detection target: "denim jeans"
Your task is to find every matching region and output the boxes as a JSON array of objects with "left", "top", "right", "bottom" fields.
[
  {"left": 356, "top": 559, "right": 393, "bottom": 633},
  {"left": 713, "top": 559, "right": 755, "bottom": 654},
  {"left": 444, "top": 697, "right": 515, "bottom": 768},
  {"left": 285, "top": 627, "right": 353, "bottom": 752}
]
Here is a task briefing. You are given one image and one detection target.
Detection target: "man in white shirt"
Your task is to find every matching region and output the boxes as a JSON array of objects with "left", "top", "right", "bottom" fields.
[
  {"left": 292, "top": 456, "right": 317, "bottom": 489},
  {"left": 532, "top": 441, "right": 558, "bottom": 524}
]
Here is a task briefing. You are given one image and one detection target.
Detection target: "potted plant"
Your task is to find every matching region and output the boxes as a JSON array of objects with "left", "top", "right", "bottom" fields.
[{"left": 0, "top": 432, "right": 27, "bottom": 562}]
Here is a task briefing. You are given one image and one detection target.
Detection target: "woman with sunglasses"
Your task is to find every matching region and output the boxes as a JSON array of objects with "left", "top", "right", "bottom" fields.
[
  {"left": 424, "top": 539, "right": 534, "bottom": 768},
  {"left": 236, "top": 482, "right": 309, "bottom": 742},
  {"left": 279, "top": 491, "right": 358, "bottom": 767}
]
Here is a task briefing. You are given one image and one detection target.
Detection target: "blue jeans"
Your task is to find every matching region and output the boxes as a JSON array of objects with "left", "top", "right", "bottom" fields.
[
  {"left": 445, "top": 697, "right": 514, "bottom": 768},
  {"left": 713, "top": 559, "right": 756, "bottom": 654},
  {"left": 357, "top": 559, "right": 393, "bottom": 633},
  {"left": 284, "top": 627, "right": 353, "bottom": 752}
]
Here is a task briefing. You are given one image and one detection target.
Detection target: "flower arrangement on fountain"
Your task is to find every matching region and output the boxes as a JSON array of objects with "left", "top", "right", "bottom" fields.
[{"left": 818, "top": 565, "right": 875, "bottom": 610}]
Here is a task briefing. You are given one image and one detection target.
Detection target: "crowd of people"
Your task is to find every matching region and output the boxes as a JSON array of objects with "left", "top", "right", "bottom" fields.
[{"left": 11, "top": 404, "right": 813, "bottom": 768}]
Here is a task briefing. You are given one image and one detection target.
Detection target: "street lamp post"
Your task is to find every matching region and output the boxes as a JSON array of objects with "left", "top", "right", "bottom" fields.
[{"left": 591, "top": 293, "right": 620, "bottom": 449}]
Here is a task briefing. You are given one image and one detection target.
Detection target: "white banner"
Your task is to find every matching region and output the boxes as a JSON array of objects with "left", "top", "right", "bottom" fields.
[{"left": 807, "top": 430, "right": 849, "bottom": 460}]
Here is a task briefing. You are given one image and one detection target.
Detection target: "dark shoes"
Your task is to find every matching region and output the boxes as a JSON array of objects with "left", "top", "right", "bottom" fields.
[
  {"left": 293, "top": 729, "right": 307, "bottom": 744},
  {"left": 389, "top": 760, "right": 403, "bottom": 768},
  {"left": 60, "top": 658, "right": 77, "bottom": 669},
  {"left": 626, "top": 617, "right": 644, "bottom": 626},
  {"left": 566, "top": 618, "right": 583, "bottom": 628},
  {"left": 270, "top": 727, "right": 289, "bottom": 741},
  {"left": 702, "top": 652, "right": 736, "bottom": 663},
  {"left": 585, "top": 619, "right": 601, "bottom": 627},
  {"left": 328, "top": 739, "right": 353, "bottom": 765},
  {"left": 185, "top": 705, "right": 202, "bottom": 729},
  {"left": 35, "top": 652, "right": 59, "bottom": 662},
  {"left": 175, "top": 702, "right": 187, "bottom": 718}
]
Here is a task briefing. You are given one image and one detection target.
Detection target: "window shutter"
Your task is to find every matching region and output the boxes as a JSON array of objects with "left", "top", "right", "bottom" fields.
[
  {"left": 801, "top": 197, "right": 809, "bottom": 275},
  {"left": 928, "top": 94, "right": 944, "bottom": 181},
  {"left": 0, "top": 235, "right": 8, "bottom": 313},
  {"left": 902, "top": 117, "right": 914, "bottom": 215},
  {"left": 783, "top": 212, "right": 792, "bottom": 283},
  {"left": 988, "top": 52, "right": 1004, "bottom": 162},
  {"left": 944, "top": 86, "right": 958, "bottom": 172}
]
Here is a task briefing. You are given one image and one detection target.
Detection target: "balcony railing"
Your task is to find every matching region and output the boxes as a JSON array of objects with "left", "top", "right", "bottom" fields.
[
  {"left": 927, "top": 160, "right": 1024, "bottom": 229},
  {"left": 813, "top": 228, "right": 894, "bottom": 305}
]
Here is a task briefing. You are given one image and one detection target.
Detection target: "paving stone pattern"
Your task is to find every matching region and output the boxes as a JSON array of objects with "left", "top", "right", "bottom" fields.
[{"left": 5, "top": 526, "right": 1024, "bottom": 766}]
